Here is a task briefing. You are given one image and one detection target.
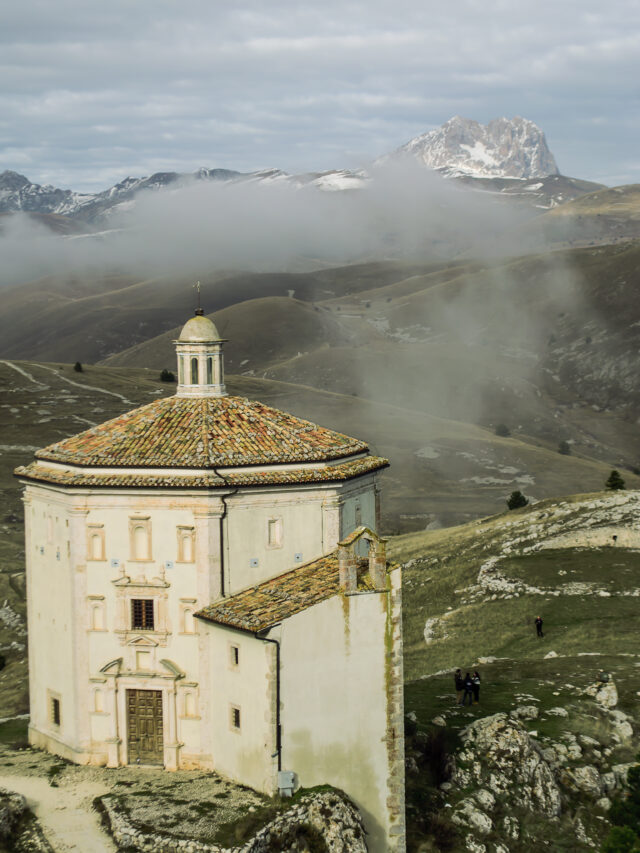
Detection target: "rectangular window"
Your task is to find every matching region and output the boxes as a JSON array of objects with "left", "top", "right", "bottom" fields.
[
  {"left": 230, "top": 645, "right": 239, "bottom": 667},
  {"left": 51, "top": 697, "right": 60, "bottom": 726},
  {"left": 131, "top": 599, "right": 154, "bottom": 630},
  {"left": 267, "top": 518, "right": 283, "bottom": 548},
  {"left": 230, "top": 705, "right": 241, "bottom": 731}
]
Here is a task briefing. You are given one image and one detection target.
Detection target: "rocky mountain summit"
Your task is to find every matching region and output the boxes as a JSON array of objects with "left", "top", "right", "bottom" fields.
[
  {"left": 0, "top": 116, "right": 574, "bottom": 223},
  {"left": 393, "top": 116, "right": 560, "bottom": 179}
]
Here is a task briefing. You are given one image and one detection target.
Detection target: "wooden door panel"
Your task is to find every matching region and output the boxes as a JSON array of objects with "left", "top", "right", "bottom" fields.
[{"left": 127, "top": 689, "right": 163, "bottom": 765}]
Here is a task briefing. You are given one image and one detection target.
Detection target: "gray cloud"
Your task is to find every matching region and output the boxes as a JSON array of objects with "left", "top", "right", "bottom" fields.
[
  {"left": 1, "top": 0, "right": 640, "bottom": 190},
  {"left": 0, "top": 160, "right": 527, "bottom": 287}
]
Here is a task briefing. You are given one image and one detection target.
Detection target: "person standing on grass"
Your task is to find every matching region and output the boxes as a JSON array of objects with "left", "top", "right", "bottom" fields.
[
  {"left": 472, "top": 671, "right": 481, "bottom": 704},
  {"left": 462, "top": 672, "right": 474, "bottom": 706},
  {"left": 454, "top": 669, "right": 464, "bottom": 704},
  {"left": 535, "top": 615, "right": 544, "bottom": 637}
]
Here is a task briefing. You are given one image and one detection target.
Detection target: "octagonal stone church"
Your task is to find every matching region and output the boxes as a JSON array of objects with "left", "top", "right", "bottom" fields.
[{"left": 15, "top": 310, "right": 405, "bottom": 852}]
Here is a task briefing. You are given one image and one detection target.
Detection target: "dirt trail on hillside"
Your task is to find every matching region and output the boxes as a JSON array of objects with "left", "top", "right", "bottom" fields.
[{"left": 0, "top": 774, "right": 117, "bottom": 853}]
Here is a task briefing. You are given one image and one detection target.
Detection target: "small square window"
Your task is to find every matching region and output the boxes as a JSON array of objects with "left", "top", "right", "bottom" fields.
[
  {"left": 230, "top": 645, "right": 239, "bottom": 667},
  {"left": 131, "top": 599, "right": 154, "bottom": 630},
  {"left": 51, "top": 697, "right": 61, "bottom": 727},
  {"left": 230, "top": 705, "right": 241, "bottom": 731}
]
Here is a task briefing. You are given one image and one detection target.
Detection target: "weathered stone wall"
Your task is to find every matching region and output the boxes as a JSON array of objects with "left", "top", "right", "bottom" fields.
[{"left": 99, "top": 789, "right": 368, "bottom": 853}]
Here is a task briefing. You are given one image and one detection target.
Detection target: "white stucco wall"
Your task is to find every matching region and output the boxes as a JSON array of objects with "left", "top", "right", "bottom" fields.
[
  {"left": 25, "top": 489, "right": 78, "bottom": 753},
  {"left": 278, "top": 574, "right": 404, "bottom": 853},
  {"left": 203, "top": 624, "right": 275, "bottom": 794}
]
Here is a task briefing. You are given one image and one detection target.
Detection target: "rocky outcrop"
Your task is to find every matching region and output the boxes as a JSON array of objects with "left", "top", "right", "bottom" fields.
[
  {"left": 0, "top": 788, "right": 52, "bottom": 852},
  {"left": 99, "top": 789, "right": 368, "bottom": 853},
  {"left": 454, "top": 714, "right": 561, "bottom": 818},
  {"left": 392, "top": 116, "right": 559, "bottom": 179}
]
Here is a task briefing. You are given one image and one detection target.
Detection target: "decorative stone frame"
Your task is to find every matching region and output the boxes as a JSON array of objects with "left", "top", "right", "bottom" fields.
[
  {"left": 178, "top": 683, "right": 200, "bottom": 720},
  {"left": 179, "top": 599, "right": 197, "bottom": 634},
  {"left": 99, "top": 657, "right": 186, "bottom": 770},
  {"left": 176, "top": 526, "right": 195, "bottom": 563},
  {"left": 128, "top": 516, "right": 152, "bottom": 562},
  {"left": 88, "top": 595, "right": 107, "bottom": 631},
  {"left": 266, "top": 517, "right": 283, "bottom": 550},
  {"left": 87, "top": 523, "right": 106, "bottom": 561},
  {"left": 113, "top": 573, "right": 170, "bottom": 646}
]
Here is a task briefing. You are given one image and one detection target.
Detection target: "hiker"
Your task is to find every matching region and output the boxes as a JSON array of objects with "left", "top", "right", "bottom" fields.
[
  {"left": 462, "top": 672, "right": 474, "bottom": 706},
  {"left": 454, "top": 668, "right": 464, "bottom": 704},
  {"left": 535, "top": 615, "right": 544, "bottom": 637},
  {"left": 472, "top": 671, "right": 481, "bottom": 704}
]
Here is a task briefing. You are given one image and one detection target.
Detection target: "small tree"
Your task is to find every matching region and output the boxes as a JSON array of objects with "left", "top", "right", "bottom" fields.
[
  {"left": 507, "top": 490, "right": 528, "bottom": 510},
  {"left": 160, "top": 368, "right": 176, "bottom": 383},
  {"left": 558, "top": 440, "right": 571, "bottom": 455},
  {"left": 495, "top": 423, "right": 511, "bottom": 437},
  {"left": 73, "top": 361, "right": 83, "bottom": 373},
  {"left": 606, "top": 470, "right": 626, "bottom": 491}
]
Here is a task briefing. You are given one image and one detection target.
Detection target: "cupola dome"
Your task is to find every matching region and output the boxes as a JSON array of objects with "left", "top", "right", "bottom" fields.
[{"left": 174, "top": 309, "right": 226, "bottom": 398}]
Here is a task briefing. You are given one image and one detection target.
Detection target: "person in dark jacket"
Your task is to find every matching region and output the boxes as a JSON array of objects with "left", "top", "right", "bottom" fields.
[
  {"left": 472, "top": 671, "right": 481, "bottom": 704},
  {"left": 462, "top": 672, "right": 474, "bottom": 706},
  {"left": 535, "top": 615, "right": 544, "bottom": 637},
  {"left": 454, "top": 669, "right": 464, "bottom": 704}
]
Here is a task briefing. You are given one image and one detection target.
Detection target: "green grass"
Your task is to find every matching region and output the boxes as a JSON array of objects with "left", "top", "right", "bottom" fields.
[
  {"left": 0, "top": 718, "right": 28, "bottom": 746},
  {"left": 503, "top": 547, "right": 640, "bottom": 589}
]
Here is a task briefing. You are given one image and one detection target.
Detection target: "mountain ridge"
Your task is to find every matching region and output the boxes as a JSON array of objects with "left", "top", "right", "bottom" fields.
[{"left": 0, "top": 117, "right": 588, "bottom": 223}]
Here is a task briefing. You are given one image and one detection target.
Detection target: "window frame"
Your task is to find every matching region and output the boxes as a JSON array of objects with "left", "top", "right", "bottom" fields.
[{"left": 131, "top": 598, "right": 155, "bottom": 631}]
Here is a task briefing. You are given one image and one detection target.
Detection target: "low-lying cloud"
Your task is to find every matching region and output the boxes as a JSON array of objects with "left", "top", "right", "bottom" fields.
[{"left": 0, "top": 160, "right": 529, "bottom": 288}]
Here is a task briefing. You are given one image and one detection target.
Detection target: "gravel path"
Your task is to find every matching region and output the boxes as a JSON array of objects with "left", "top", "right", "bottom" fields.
[{"left": 0, "top": 774, "right": 117, "bottom": 853}]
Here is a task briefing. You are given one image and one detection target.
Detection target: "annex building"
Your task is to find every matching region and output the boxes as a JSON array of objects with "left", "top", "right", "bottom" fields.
[{"left": 15, "top": 310, "right": 405, "bottom": 852}]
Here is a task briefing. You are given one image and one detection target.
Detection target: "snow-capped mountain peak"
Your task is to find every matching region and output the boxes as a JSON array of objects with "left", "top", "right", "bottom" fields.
[{"left": 391, "top": 116, "right": 559, "bottom": 179}]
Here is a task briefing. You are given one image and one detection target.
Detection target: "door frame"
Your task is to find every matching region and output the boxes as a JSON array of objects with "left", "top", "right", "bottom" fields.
[{"left": 99, "top": 658, "right": 185, "bottom": 769}]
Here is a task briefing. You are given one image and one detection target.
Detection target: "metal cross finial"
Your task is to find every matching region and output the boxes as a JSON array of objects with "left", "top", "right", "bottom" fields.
[{"left": 193, "top": 280, "right": 202, "bottom": 313}]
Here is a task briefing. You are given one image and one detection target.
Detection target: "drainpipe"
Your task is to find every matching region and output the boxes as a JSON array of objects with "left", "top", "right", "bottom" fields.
[
  {"left": 213, "top": 469, "right": 238, "bottom": 599},
  {"left": 257, "top": 625, "right": 282, "bottom": 772}
]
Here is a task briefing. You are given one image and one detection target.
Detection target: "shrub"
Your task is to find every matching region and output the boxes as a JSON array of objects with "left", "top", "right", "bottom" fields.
[
  {"left": 73, "top": 362, "right": 83, "bottom": 373},
  {"left": 558, "top": 440, "right": 571, "bottom": 455},
  {"left": 606, "top": 470, "right": 626, "bottom": 491},
  {"left": 160, "top": 368, "right": 176, "bottom": 383},
  {"left": 495, "top": 423, "right": 511, "bottom": 437},
  {"left": 602, "top": 826, "right": 640, "bottom": 853},
  {"left": 507, "top": 490, "right": 528, "bottom": 510}
]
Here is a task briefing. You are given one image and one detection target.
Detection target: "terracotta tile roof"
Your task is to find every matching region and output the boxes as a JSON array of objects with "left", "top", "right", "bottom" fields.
[
  {"left": 34, "top": 396, "right": 369, "bottom": 469},
  {"left": 195, "top": 552, "right": 386, "bottom": 633},
  {"left": 14, "top": 455, "right": 388, "bottom": 490}
]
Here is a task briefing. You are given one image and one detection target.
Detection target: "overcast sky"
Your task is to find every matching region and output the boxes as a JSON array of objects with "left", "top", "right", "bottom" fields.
[{"left": 2, "top": 0, "right": 639, "bottom": 192}]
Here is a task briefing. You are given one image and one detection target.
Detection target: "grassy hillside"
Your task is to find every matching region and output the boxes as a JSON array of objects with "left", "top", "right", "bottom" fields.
[{"left": 392, "top": 492, "right": 640, "bottom": 851}]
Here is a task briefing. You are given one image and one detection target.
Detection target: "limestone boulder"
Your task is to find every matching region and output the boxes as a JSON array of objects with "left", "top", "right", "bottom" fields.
[{"left": 454, "top": 713, "right": 561, "bottom": 817}]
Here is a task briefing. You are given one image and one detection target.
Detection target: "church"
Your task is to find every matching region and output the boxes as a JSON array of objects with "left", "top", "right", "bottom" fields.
[{"left": 15, "top": 310, "right": 405, "bottom": 852}]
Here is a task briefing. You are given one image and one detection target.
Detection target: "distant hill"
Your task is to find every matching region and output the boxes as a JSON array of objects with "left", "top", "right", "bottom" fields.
[{"left": 392, "top": 490, "right": 640, "bottom": 850}]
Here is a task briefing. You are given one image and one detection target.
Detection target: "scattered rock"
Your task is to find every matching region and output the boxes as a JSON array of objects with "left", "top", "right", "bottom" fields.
[
  {"left": 546, "top": 707, "right": 568, "bottom": 717},
  {"left": 544, "top": 651, "right": 558, "bottom": 659},
  {"left": 584, "top": 679, "right": 618, "bottom": 709},
  {"left": 561, "top": 765, "right": 601, "bottom": 796},
  {"left": 452, "top": 798, "right": 492, "bottom": 835},
  {"left": 596, "top": 797, "right": 612, "bottom": 812},
  {"left": 510, "top": 705, "right": 538, "bottom": 720},
  {"left": 473, "top": 789, "right": 495, "bottom": 811},
  {"left": 432, "top": 716, "right": 446, "bottom": 727}
]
